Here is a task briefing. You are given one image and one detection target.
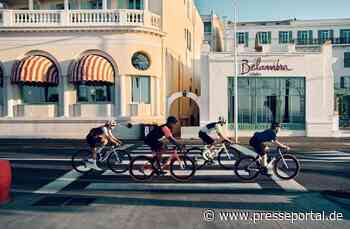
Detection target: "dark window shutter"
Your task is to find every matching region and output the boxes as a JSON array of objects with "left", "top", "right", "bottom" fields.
[{"left": 245, "top": 32, "right": 249, "bottom": 47}]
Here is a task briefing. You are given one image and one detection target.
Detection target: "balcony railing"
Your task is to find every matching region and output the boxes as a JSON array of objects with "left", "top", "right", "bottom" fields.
[
  {"left": 0, "top": 9, "right": 161, "bottom": 30},
  {"left": 293, "top": 38, "right": 350, "bottom": 46}
]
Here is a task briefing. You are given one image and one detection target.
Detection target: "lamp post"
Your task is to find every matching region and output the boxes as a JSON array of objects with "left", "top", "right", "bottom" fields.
[{"left": 233, "top": 0, "right": 239, "bottom": 143}]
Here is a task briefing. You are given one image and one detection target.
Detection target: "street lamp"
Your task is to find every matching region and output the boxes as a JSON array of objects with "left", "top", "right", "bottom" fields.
[{"left": 233, "top": 0, "right": 239, "bottom": 143}]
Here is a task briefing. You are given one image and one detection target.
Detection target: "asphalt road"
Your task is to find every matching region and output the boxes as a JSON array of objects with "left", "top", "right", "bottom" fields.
[{"left": 0, "top": 140, "right": 350, "bottom": 229}]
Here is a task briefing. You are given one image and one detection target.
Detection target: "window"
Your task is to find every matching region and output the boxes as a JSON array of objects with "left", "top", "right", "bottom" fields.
[
  {"left": 77, "top": 85, "right": 112, "bottom": 103},
  {"left": 318, "top": 30, "right": 333, "bottom": 43},
  {"left": 22, "top": 86, "right": 58, "bottom": 104},
  {"left": 129, "top": 0, "right": 143, "bottom": 9},
  {"left": 297, "top": 30, "right": 313, "bottom": 45},
  {"left": 132, "top": 52, "right": 151, "bottom": 71},
  {"left": 345, "top": 52, "right": 350, "bottom": 68},
  {"left": 228, "top": 77, "right": 305, "bottom": 130},
  {"left": 257, "top": 32, "right": 271, "bottom": 44},
  {"left": 340, "top": 29, "right": 350, "bottom": 44},
  {"left": 132, "top": 76, "right": 150, "bottom": 104},
  {"left": 279, "top": 31, "right": 293, "bottom": 44},
  {"left": 185, "top": 29, "right": 192, "bottom": 51},
  {"left": 204, "top": 22, "right": 212, "bottom": 33},
  {"left": 339, "top": 76, "right": 350, "bottom": 89}
]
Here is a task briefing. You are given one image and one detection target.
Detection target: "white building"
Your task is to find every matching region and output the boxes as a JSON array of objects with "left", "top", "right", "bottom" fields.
[
  {"left": 198, "top": 18, "right": 350, "bottom": 137},
  {"left": 0, "top": 0, "right": 203, "bottom": 139}
]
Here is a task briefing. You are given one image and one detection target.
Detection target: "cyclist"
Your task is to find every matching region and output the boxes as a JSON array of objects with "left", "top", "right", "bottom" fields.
[
  {"left": 249, "top": 122, "right": 290, "bottom": 176},
  {"left": 144, "top": 116, "right": 182, "bottom": 175},
  {"left": 198, "top": 116, "right": 233, "bottom": 161},
  {"left": 86, "top": 120, "right": 122, "bottom": 170}
]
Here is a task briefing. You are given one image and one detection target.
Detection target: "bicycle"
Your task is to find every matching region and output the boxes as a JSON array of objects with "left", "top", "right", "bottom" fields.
[
  {"left": 234, "top": 147, "right": 300, "bottom": 180},
  {"left": 129, "top": 145, "right": 196, "bottom": 182},
  {"left": 187, "top": 141, "right": 241, "bottom": 170},
  {"left": 72, "top": 144, "right": 131, "bottom": 174}
]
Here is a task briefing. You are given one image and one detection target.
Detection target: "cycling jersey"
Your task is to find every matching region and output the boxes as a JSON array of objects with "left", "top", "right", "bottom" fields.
[
  {"left": 200, "top": 122, "right": 223, "bottom": 135},
  {"left": 145, "top": 124, "right": 174, "bottom": 152}
]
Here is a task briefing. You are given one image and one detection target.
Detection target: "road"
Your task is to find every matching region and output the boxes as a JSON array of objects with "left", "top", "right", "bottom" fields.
[{"left": 0, "top": 139, "right": 349, "bottom": 229}]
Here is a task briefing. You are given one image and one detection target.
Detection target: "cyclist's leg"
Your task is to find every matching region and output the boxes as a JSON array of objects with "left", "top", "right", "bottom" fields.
[{"left": 199, "top": 131, "right": 215, "bottom": 160}]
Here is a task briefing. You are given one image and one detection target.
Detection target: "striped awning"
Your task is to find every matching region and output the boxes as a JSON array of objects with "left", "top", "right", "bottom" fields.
[
  {"left": 71, "top": 55, "right": 114, "bottom": 85},
  {"left": 11, "top": 55, "right": 59, "bottom": 86}
]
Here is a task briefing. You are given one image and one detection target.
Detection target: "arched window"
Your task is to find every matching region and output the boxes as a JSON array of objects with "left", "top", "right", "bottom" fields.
[
  {"left": 11, "top": 55, "right": 59, "bottom": 104},
  {"left": 71, "top": 54, "right": 115, "bottom": 103}
]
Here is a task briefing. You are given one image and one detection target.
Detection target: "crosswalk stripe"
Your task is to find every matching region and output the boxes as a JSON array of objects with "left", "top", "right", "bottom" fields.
[
  {"left": 86, "top": 182, "right": 262, "bottom": 191},
  {"left": 33, "top": 170, "right": 82, "bottom": 194},
  {"left": 271, "top": 173, "right": 307, "bottom": 192}
]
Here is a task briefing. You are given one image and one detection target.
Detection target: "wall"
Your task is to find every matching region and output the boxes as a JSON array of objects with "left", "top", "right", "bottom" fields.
[{"left": 199, "top": 43, "right": 337, "bottom": 137}]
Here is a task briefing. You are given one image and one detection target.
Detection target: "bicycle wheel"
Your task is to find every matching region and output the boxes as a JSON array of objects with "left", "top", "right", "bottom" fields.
[
  {"left": 72, "top": 150, "right": 93, "bottom": 174},
  {"left": 273, "top": 154, "right": 300, "bottom": 180},
  {"left": 169, "top": 155, "right": 196, "bottom": 181},
  {"left": 218, "top": 146, "right": 241, "bottom": 170},
  {"left": 234, "top": 156, "right": 260, "bottom": 180},
  {"left": 129, "top": 156, "right": 155, "bottom": 181},
  {"left": 107, "top": 150, "right": 131, "bottom": 174},
  {"left": 186, "top": 147, "right": 203, "bottom": 169}
]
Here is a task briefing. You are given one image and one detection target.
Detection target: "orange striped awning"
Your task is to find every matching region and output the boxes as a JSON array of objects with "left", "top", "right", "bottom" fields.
[
  {"left": 71, "top": 55, "right": 114, "bottom": 85},
  {"left": 11, "top": 55, "right": 59, "bottom": 86}
]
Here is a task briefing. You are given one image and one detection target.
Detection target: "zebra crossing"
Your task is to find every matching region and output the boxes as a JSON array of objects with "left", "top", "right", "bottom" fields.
[{"left": 8, "top": 143, "right": 310, "bottom": 197}]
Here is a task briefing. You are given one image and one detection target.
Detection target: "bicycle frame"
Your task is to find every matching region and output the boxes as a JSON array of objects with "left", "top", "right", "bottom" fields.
[
  {"left": 97, "top": 145, "right": 120, "bottom": 163},
  {"left": 151, "top": 147, "right": 185, "bottom": 173}
]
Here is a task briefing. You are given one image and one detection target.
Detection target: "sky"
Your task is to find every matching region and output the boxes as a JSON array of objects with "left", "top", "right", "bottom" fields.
[{"left": 194, "top": 0, "right": 350, "bottom": 22}]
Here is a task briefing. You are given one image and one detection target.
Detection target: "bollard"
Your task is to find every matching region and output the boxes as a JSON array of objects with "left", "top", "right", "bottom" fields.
[{"left": 0, "top": 160, "right": 11, "bottom": 204}]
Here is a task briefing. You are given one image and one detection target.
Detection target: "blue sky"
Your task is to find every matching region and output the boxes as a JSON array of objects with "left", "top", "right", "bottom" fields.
[{"left": 194, "top": 0, "right": 350, "bottom": 22}]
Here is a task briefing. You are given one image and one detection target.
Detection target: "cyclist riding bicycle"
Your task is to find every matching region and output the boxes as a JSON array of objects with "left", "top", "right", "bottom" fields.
[
  {"left": 249, "top": 122, "right": 290, "bottom": 176},
  {"left": 198, "top": 116, "right": 233, "bottom": 162},
  {"left": 86, "top": 120, "right": 123, "bottom": 170},
  {"left": 144, "top": 116, "right": 182, "bottom": 175}
]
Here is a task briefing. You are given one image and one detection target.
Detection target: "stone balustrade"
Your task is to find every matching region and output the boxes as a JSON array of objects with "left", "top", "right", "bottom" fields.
[{"left": 0, "top": 9, "right": 161, "bottom": 30}]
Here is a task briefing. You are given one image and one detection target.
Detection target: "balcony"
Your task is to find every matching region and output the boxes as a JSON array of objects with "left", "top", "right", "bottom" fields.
[
  {"left": 0, "top": 9, "right": 161, "bottom": 31},
  {"left": 294, "top": 38, "right": 350, "bottom": 46}
]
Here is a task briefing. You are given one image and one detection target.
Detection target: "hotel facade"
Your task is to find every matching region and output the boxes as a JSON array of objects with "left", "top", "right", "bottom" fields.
[
  {"left": 199, "top": 18, "right": 350, "bottom": 137},
  {"left": 0, "top": 0, "right": 203, "bottom": 139}
]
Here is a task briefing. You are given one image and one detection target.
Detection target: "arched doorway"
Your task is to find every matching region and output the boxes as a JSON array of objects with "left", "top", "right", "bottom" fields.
[{"left": 167, "top": 91, "right": 200, "bottom": 136}]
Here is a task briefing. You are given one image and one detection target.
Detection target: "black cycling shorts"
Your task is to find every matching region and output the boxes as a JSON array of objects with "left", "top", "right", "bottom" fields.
[
  {"left": 145, "top": 138, "right": 164, "bottom": 152},
  {"left": 252, "top": 142, "right": 269, "bottom": 155},
  {"left": 86, "top": 135, "right": 102, "bottom": 148},
  {"left": 199, "top": 131, "right": 215, "bottom": 145}
]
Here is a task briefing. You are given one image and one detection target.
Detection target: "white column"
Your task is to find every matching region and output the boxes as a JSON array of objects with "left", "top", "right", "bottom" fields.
[
  {"left": 28, "top": 0, "right": 34, "bottom": 10},
  {"left": 64, "top": 0, "right": 69, "bottom": 11},
  {"left": 102, "top": 0, "right": 108, "bottom": 10},
  {"left": 144, "top": 0, "right": 149, "bottom": 10},
  {"left": 155, "top": 77, "right": 161, "bottom": 116},
  {"left": 119, "top": 75, "right": 126, "bottom": 117}
]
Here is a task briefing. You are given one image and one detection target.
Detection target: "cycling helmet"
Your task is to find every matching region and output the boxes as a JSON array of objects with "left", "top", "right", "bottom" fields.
[
  {"left": 105, "top": 120, "right": 117, "bottom": 127},
  {"left": 271, "top": 122, "right": 281, "bottom": 129},
  {"left": 218, "top": 116, "right": 227, "bottom": 124},
  {"left": 167, "top": 116, "right": 178, "bottom": 124}
]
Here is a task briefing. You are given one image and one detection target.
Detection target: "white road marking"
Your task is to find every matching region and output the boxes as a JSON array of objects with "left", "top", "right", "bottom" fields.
[
  {"left": 86, "top": 182, "right": 262, "bottom": 191},
  {"left": 33, "top": 170, "right": 82, "bottom": 194},
  {"left": 271, "top": 172, "right": 307, "bottom": 192},
  {"left": 118, "top": 144, "right": 134, "bottom": 150}
]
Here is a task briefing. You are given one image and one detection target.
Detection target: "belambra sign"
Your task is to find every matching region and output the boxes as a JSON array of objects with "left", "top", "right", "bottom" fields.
[{"left": 241, "top": 57, "right": 292, "bottom": 75}]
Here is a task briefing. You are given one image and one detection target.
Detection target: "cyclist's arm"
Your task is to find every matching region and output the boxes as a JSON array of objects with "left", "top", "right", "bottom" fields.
[
  {"left": 162, "top": 126, "right": 181, "bottom": 149},
  {"left": 274, "top": 140, "right": 290, "bottom": 150},
  {"left": 216, "top": 125, "right": 233, "bottom": 144},
  {"left": 106, "top": 129, "right": 122, "bottom": 145}
]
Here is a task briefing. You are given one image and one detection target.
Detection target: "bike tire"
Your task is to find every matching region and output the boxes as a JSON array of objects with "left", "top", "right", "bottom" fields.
[
  {"left": 186, "top": 147, "right": 204, "bottom": 169},
  {"left": 234, "top": 156, "right": 260, "bottom": 180},
  {"left": 107, "top": 150, "right": 131, "bottom": 174},
  {"left": 72, "top": 149, "right": 93, "bottom": 174},
  {"left": 273, "top": 154, "right": 300, "bottom": 180},
  {"left": 129, "top": 156, "right": 155, "bottom": 181},
  {"left": 218, "top": 146, "right": 241, "bottom": 170},
  {"left": 169, "top": 155, "right": 196, "bottom": 182}
]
